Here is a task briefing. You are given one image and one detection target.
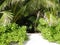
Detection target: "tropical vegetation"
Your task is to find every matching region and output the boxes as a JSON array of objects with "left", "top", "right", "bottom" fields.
[{"left": 0, "top": 0, "right": 60, "bottom": 45}]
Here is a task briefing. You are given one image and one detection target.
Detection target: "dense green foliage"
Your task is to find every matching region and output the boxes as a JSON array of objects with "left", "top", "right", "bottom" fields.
[
  {"left": 37, "top": 18, "right": 60, "bottom": 43},
  {"left": 0, "top": 0, "right": 60, "bottom": 44},
  {"left": 0, "top": 23, "right": 27, "bottom": 45},
  {"left": 0, "top": 0, "right": 59, "bottom": 32},
  {"left": 36, "top": 0, "right": 60, "bottom": 43}
]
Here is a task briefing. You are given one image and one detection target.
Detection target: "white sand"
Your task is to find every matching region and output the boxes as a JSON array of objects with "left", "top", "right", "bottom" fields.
[{"left": 24, "top": 33, "right": 59, "bottom": 45}]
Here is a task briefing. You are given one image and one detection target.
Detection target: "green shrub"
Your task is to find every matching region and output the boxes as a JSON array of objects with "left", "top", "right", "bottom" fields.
[
  {"left": 0, "top": 23, "right": 28, "bottom": 45},
  {"left": 37, "top": 18, "right": 60, "bottom": 43}
]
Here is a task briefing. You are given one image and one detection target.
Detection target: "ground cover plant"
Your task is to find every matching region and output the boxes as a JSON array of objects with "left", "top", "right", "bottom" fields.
[
  {"left": 0, "top": 23, "right": 27, "bottom": 45},
  {"left": 37, "top": 17, "right": 60, "bottom": 43}
]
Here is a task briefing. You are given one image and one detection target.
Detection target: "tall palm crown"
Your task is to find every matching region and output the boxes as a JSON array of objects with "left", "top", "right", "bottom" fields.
[{"left": 0, "top": 0, "right": 59, "bottom": 26}]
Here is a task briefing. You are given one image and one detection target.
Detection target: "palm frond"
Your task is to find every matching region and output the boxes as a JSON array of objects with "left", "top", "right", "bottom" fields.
[
  {"left": 0, "top": 0, "right": 59, "bottom": 23},
  {"left": 0, "top": 0, "right": 11, "bottom": 11},
  {"left": 0, "top": 0, "right": 25, "bottom": 11},
  {"left": 0, "top": 11, "right": 13, "bottom": 26}
]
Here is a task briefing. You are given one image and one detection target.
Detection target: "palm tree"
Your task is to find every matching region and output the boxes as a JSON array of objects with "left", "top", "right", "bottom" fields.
[
  {"left": 0, "top": 0, "right": 59, "bottom": 26},
  {"left": 0, "top": 0, "right": 27, "bottom": 26}
]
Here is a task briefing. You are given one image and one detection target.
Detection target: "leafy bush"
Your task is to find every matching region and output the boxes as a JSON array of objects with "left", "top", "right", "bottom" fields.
[
  {"left": 0, "top": 23, "right": 28, "bottom": 45},
  {"left": 37, "top": 18, "right": 60, "bottom": 43}
]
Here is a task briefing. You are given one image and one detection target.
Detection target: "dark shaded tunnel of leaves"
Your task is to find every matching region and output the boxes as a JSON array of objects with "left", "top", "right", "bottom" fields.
[{"left": 16, "top": 15, "right": 36, "bottom": 33}]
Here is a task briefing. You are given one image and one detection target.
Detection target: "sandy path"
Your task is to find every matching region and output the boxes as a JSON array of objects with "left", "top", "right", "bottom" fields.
[{"left": 24, "top": 33, "right": 59, "bottom": 45}]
